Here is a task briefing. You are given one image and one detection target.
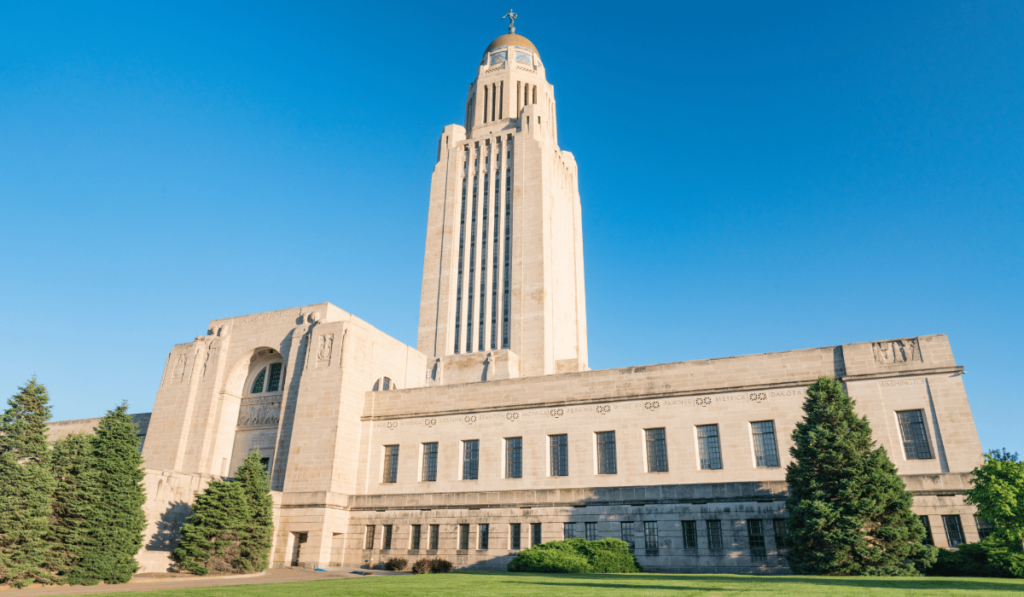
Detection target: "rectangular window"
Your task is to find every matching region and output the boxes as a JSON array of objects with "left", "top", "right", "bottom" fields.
[
  {"left": 596, "top": 431, "right": 617, "bottom": 474},
  {"left": 920, "top": 516, "right": 933, "bottom": 545},
  {"left": 563, "top": 522, "right": 575, "bottom": 540},
  {"left": 479, "top": 524, "right": 489, "bottom": 550},
  {"left": 459, "top": 524, "right": 470, "bottom": 550},
  {"left": 707, "top": 520, "right": 723, "bottom": 549},
  {"left": 411, "top": 525, "right": 422, "bottom": 550},
  {"left": 897, "top": 410, "right": 933, "bottom": 460},
  {"left": 462, "top": 440, "right": 479, "bottom": 480},
  {"left": 621, "top": 522, "right": 635, "bottom": 552},
  {"left": 429, "top": 524, "right": 439, "bottom": 550},
  {"left": 681, "top": 521, "right": 697, "bottom": 549},
  {"left": 643, "top": 521, "right": 659, "bottom": 556},
  {"left": 364, "top": 525, "right": 375, "bottom": 550},
  {"left": 383, "top": 524, "right": 393, "bottom": 550},
  {"left": 267, "top": 362, "right": 283, "bottom": 392},
  {"left": 975, "top": 516, "right": 994, "bottom": 541},
  {"left": 697, "top": 424, "right": 723, "bottom": 470},
  {"left": 510, "top": 523, "right": 521, "bottom": 550},
  {"left": 382, "top": 445, "right": 399, "bottom": 483},
  {"left": 943, "top": 515, "right": 965, "bottom": 548},
  {"left": 772, "top": 519, "right": 788, "bottom": 550},
  {"left": 751, "top": 421, "right": 780, "bottom": 468},
  {"left": 748, "top": 520, "right": 767, "bottom": 564},
  {"left": 645, "top": 428, "right": 668, "bottom": 472},
  {"left": 531, "top": 522, "right": 542, "bottom": 547},
  {"left": 585, "top": 522, "right": 598, "bottom": 541},
  {"left": 422, "top": 442, "right": 438, "bottom": 482},
  {"left": 505, "top": 437, "right": 522, "bottom": 478},
  {"left": 550, "top": 434, "right": 568, "bottom": 476}
]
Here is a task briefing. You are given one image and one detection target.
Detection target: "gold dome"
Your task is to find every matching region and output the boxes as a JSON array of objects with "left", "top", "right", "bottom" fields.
[{"left": 484, "top": 33, "right": 539, "bottom": 57}]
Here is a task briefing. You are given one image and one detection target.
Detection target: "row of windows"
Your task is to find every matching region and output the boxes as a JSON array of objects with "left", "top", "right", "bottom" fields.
[
  {"left": 381, "top": 423, "right": 780, "bottom": 484},
  {"left": 921, "top": 514, "right": 989, "bottom": 548}
]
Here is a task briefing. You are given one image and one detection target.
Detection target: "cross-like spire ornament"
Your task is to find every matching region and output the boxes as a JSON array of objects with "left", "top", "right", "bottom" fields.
[{"left": 503, "top": 9, "right": 518, "bottom": 34}]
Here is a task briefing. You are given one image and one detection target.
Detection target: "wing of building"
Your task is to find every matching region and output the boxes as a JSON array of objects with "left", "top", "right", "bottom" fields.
[{"left": 49, "top": 28, "right": 985, "bottom": 573}]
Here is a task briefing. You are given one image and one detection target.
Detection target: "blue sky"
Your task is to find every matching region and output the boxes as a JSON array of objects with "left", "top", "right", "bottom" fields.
[{"left": 1, "top": 1, "right": 1021, "bottom": 455}]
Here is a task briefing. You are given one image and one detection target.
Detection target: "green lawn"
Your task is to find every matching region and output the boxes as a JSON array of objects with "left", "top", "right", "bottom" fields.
[{"left": 96, "top": 571, "right": 1024, "bottom": 596}]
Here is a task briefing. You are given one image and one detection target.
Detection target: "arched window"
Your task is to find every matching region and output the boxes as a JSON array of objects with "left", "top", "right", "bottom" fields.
[
  {"left": 250, "top": 362, "right": 284, "bottom": 395},
  {"left": 372, "top": 377, "right": 397, "bottom": 392}
]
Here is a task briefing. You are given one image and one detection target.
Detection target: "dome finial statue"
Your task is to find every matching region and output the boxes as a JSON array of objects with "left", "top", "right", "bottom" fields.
[{"left": 502, "top": 9, "right": 518, "bottom": 34}]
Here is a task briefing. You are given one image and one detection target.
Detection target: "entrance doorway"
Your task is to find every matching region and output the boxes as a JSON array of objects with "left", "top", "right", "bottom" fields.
[{"left": 291, "top": 532, "right": 308, "bottom": 567}]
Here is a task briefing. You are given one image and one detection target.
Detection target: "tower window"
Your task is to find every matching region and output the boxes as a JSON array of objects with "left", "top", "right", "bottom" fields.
[
  {"left": 645, "top": 428, "right": 668, "bottom": 472},
  {"left": 505, "top": 437, "right": 522, "bottom": 478},
  {"left": 421, "top": 442, "right": 438, "bottom": 482},
  {"left": 382, "top": 445, "right": 399, "bottom": 483},
  {"left": 697, "top": 424, "right": 723, "bottom": 470},
  {"left": 751, "top": 421, "right": 780, "bottom": 467},
  {"left": 596, "top": 431, "right": 617, "bottom": 474},
  {"left": 550, "top": 434, "right": 568, "bottom": 476},
  {"left": 462, "top": 439, "right": 479, "bottom": 480},
  {"left": 897, "top": 410, "right": 933, "bottom": 460}
]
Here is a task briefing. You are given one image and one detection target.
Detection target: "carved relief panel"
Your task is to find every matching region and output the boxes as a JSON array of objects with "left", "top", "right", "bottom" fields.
[{"left": 872, "top": 338, "right": 922, "bottom": 365}]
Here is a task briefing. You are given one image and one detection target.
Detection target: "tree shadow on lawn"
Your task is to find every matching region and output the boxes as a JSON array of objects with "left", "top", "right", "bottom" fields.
[{"left": 460, "top": 572, "right": 1024, "bottom": 593}]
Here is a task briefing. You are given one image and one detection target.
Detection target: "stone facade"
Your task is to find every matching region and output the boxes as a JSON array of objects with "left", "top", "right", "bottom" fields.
[{"left": 48, "top": 30, "right": 986, "bottom": 574}]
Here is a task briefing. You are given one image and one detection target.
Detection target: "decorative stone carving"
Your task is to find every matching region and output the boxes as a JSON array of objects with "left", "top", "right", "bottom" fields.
[
  {"left": 237, "top": 402, "right": 281, "bottom": 428},
  {"left": 171, "top": 354, "right": 187, "bottom": 384},
  {"left": 872, "top": 338, "right": 922, "bottom": 365},
  {"left": 316, "top": 333, "right": 334, "bottom": 367}
]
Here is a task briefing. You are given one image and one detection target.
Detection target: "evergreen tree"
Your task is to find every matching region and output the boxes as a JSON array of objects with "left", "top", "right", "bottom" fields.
[
  {"left": 76, "top": 403, "right": 147, "bottom": 584},
  {"left": 234, "top": 451, "right": 274, "bottom": 572},
  {"left": 174, "top": 480, "right": 250, "bottom": 575},
  {"left": 0, "top": 378, "right": 59, "bottom": 588},
  {"left": 47, "top": 433, "right": 101, "bottom": 585},
  {"left": 785, "top": 376, "right": 936, "bottom": 576}
]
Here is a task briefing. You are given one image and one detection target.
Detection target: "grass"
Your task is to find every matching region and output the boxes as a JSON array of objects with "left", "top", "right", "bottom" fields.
[{"left": 88, "top": 571, "right": 1024, "bottom": 596}]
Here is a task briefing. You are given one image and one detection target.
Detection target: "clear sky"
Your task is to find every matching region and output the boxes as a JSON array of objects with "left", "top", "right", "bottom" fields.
[{"left": 1, "top": 1, "right": 1021, "bottom": 455}]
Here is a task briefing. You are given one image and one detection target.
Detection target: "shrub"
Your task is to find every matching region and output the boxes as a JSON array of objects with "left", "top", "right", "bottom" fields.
[
  {"left": 411, "top": 558, "right": 453, "bottom": 574},
  {"left": 430, "top": 558, "right": 453, "bottom": 573},
  {"left": 411, "top": 558, "right": 431, "bottom": 574},
  {"left": 927, "top": 537, "right": 1024, "bottom": 578},
  {"left": 507, "top": 538, "right": 641, "bottom": 574},
  {"left": 384, "top": 557, "right": 408, "bottom": 571}
]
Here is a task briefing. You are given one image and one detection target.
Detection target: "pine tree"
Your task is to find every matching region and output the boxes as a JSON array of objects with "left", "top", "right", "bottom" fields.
[
  {"left": 0, "top": 378, "right": 59, "bottom": 588},
  {"left": 785, "top": 376, "right": 936, "bottom": 575},
  {"left": 47, "top": 433, "right": 101, "bottom": 585},
  {"left": 174, "top": 480, "right": 250, "bottom": 575},
  {"left": 234, "top": 451, "right": 274, "bottom": 572},
  {"left": 76, "top": 403, "right": 147, "bottom": 584}
]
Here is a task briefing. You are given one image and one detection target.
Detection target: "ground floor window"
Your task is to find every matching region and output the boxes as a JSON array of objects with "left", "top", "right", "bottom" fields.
[
  {"left": 410, "top": 525, "right": 421, "bottom": 550},
  {"left": 943, "top": 515, "right": 965, "bottom": 547},
  {"left": 459, "top": 524, "right": 470, "bottom": 550},
  {"left": 429, "top": 524, "right": 439, "bottom": 550},
  {"left": 681, "top": 520, "right": 697, "bottom": 549},
  {"left": 643, "top": 521, "right": 659, "bottom": 556},
  {"left": 621, "top": 521, "right": 635, "bottom": 552},
  {"left": 510, "top": 523, "right": 521, "bottom": 550},
  {"left": 563, "top": 522, "right": 576, "bottom": 540},
  {"left": 531, "top": 523, "right": 542, "bottom": 547},
  {"left": 747, "top": 520, "right": 767, "bottom": 564},
  {"left": 707, "top": 520, "right": 724, "bottom": 549},
  {"left": 364, "top": 526, "right": 375, "bottom": 550},
  {"left": 585, "top": 522, "right": 598, "bottom": 541}
]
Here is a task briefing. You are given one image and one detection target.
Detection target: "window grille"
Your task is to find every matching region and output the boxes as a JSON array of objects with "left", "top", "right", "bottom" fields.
[
  {"left": 550, "top": 434, "right": 568, "bottom": 476},
  {"left": 501, "top": 152, "right": 513, "bottom": 349},
  {"left": 621, "top": 522, "right": 635, "bottom": 552},
  {"left": 943, "top": 515, "right": 965, "bottom": 547},
  {"left": 479, "top": 524, "right": 489, "bottom": 550},
  {"left": 510, "top": 523, "right": 521, "bottom": 550},
  {"left": 382, "top": 445, "right": 399, "bottom": 483},
  {"left": 429, "top": 524, "right": 439, "bottom": 550},
  {"left": 411, "top": 525, "right": 421, "bottom": 550},
  {"left": 463, "top": 439, "right": 479, "bottom": 480},
  {"left": 490, "top": 162, "right": 501, "bottom": 349},
  {"left": 505, "top": 437, "right": 522, "bottom": 478},
  {"left": 459, "top": 524, "right": 470, "bottom": 550},
  {"left": 748, "top": 520, "right": 767, "bottom": 564},
  {"left": 643, "top": 522, "right": 659, "bottom": 556},
  {"left": 596, "top": 431, "right": 617, "bottom": 474},
  {"left": 697, "top": 425, "right": 723, "bottom": 470},
  {"left": 251, "top": 369, "right": 265, "bottom": 394},
  {"left": 479, "top": 169, "right": 489, "bottom": 352},
  {"left": 772, "top": 519, "right": 788, "bottom": 550},
  {"left": 422, "top": 442, "right": 438, "bottom": 482},
  {"left": 681, "top": 521, "right": 697, "bottom": 549},
  {"left": 364, "top": 525, "right": 375, "bottom": 550},
  {"left": 975, "top": 516, "right": 994, "bottom": 541},
  {"left": 897, "top": 410, "right": 933, "bottom": 460},
  {"left": 466, "top": 172, "right": 478, "bottom": 353},
  {"left": 585, "top": 522, "right": 598, "bottom": 541},
  {"left": 751, "top": 421, "right": 780, "bottom": 467},
  {"left": 707, "top": 520, "right": 724, "bottom": 549},
  {"left": 383, "top": 525, "right": 393, "bottom": 550},
  {"left": 920, "top": 516, "right": 933, "bottom": 545},
  {"left": 645, "top": 428, "right": 668, "bottom": 472},
  {"left": 531, "top": 522, "right": 542, "bottom": 546},
  {"left": 563, "top": 522, "right": 575, "bottom": 540},
  {"left": 266, "top": 363, "right": 282, "bottom": 392},
  {"left": 454, "top": 170, "right": 468, "bottom": 353}
]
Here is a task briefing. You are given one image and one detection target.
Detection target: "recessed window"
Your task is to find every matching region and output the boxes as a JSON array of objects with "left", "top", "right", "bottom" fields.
[
  {"left": 620, "top": 521, "right": 635, "bottom": 552},
  {"left": 681, "top": 521, "right": 697, "bottom": 549},
  {"left": 383, "top": 525, "right": 393, "bottom": 550},
  {"left": 596, "top": 431, "right": 617, "bottom": 475},
  {"left": 697, "top": 425, "right": 723, "bottom": 470},
  {"left": 920, "top": 516, "right": 933, "bottom": 545},
  {"left": 585, "top": 522, "right": 598, "bottom": 541},
  {"left": 550, "top": 434, "right": 568, "bottom": 477},
  {"left": 707, "top": 520, "right": 723, "bottom": 549},
  {"left": 364, "top": 525, "right": 375, "bottom": 550},
  {"left": 382, "top": 445, "right": 399, "bottom": 483},
  {"left": 645, "top": 428, "right": 668, "bottom": 472},
  {"left": 411, "top": 525, "right": 422, "bottom": 550},
  {"left": 429, "top": 524, "right": 439, "bottom": 550},
  {"left": 422, "top": 442, "right": 438, "bottom": 482},
  {"left": 531, "top": 522, "right": 542, "bottom": 546},
  {"left": 976, "top": 516, "right": 994, "bottom": 541},
  {"left": 751, "top": 421, "right": 780, "bottom": 468},
  {"left": 459, "top": 524, "right": 470, "bottom": 550},
  {"left": 943, "top": 515, "right": 965, "bottom": 547},
  {"left": 462, "top": 440, "right": 479, "bottom": 480},
  {"left": 748, "top": 520, "right": 766, "bottom": 564},
  {"left": 897, "top": 410, "right": 933, "bottom": 460},
  {"left": 643, "top": 521, "right": 659, "bottom": 556},
  {"left": 479, "top": 524, "right": 489, "bottom": 550},
  {"left": 772, "top": 519, "right": 788, "bottom": 550},
  {"left": 510, "top": 523, "right": 521, "bottom": 550},
  {"left": 249, "top": 362, "right": 283, "bottom": 395},
  {"left": 372, "top": 377, "right": 397, "bottom": 392},
  {"left": 563, "top": 522, "right": 576, "bottom": 540},
  {"left": 505, "top": 437, "right": 522, "bottom": 478}
]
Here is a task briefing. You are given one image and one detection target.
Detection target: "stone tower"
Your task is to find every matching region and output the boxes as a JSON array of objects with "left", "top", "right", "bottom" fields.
[{"left": 417, "top": 29, "right": 588, "bottom": 384}]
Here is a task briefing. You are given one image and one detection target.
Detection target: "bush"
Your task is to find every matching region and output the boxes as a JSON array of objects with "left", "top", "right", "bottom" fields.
[
  {"left": 927, "top": 537, "right": 1024, "bottom": 578},
  {"left": 507, "top": 538, "right": 641, "bottom": 574},
  {"left": 384, "top": 557, "right": 407, "bottom": 571},
  {"left": 411, "top": 558, "right": 453, "bottom": 574}
]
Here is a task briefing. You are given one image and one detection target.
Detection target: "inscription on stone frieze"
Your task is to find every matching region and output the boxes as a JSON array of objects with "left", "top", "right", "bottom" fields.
[
  {"left": 237, "top": 402, "right": 281, "bottom": 428},
  {"left": 873, "top": 338, "right": 922, "bottom": 365},
  {"left": 879, "top": 379, "right": 926, "bottom": 388}
]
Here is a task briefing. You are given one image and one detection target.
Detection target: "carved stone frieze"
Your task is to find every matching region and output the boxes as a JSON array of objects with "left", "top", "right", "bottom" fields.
[{"left": 872, "top": 338, "right": 922, "bottom": 365}]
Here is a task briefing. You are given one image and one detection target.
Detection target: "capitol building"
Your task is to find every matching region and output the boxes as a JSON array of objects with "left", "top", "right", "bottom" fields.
[{"left": 50, "top": 25, "right": 985, "bottom": 574}]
